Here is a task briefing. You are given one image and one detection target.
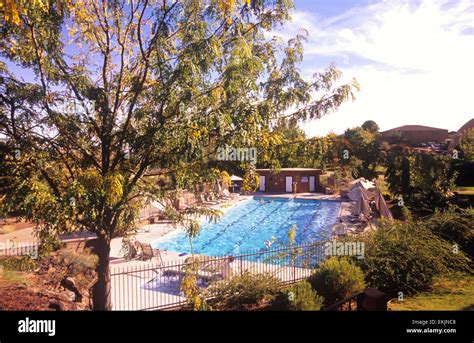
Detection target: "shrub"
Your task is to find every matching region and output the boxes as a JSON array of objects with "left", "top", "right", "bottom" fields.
[
  {"left": 422, "top": 208, "right": 474, "bottom": 258},
  {"left": 38, "top": 234, "right": 63, "bottom": 257},
  {"left": 0, "top": 255, "right": 37, "bottom": 271},
  {"left": 309, "top": 257, "right": 366, "bottom": 306},
  {"left": 272, "top": 281, "right": 324, "bottom": 311},
  {"left": 359, "top": 220, "right": 471, "bottom": 296},
  {"left": 57, "top": 249, "right": 98, "bottom": 275},
  {"left": 120, "top": 236, "right": 138, "bottom": 260},
  {"left": 207, "top": 272, "right": 281, "bottom": 310},
  {"left": 0, "top": 224, "right": 15, "bottom": 235},
  {"left": 53, "top": 249, "right": 99, "bottom": 291}
]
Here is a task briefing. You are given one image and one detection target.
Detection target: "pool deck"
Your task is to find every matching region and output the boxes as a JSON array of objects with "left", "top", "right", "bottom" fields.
[
  {"left": 109, "top": 192, "right": 353, "bottom": 266},
  {"left": 109, "top": 195, "right": 254, "bottom": 266},
  {"left": 253, "top": 192, "right": 341, "bottom": 201},
  {"left": 108, "top": 192, "right": 360, "bottom": 310}
]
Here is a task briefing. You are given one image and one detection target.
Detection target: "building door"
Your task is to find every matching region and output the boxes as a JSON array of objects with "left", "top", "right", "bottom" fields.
[
  {"left": 285, "top": 176, "right": 293, "bottom": 193},
  {"left": 259, "top": 175, "right": 265, "bottom": 191},
  {"left": 309, "top": 176, "right": 315, "bottom": 192}
]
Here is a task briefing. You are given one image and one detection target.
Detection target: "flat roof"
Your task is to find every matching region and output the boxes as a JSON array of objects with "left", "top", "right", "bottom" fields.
[{"left": 256, "top": 168, "right": 321, "bottom": 172}]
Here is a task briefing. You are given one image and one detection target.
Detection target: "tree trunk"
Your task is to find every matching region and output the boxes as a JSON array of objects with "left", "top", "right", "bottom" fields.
[{"left": 92, "top": 235, "right": 112, "bottom": 310}]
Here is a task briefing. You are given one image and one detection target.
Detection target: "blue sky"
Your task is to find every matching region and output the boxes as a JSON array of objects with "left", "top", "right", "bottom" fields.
[
  {"left": 280, "top": 0, "right": 474, "bottom": 136},
  {"left": 3, "top": 0, "right": 473, "bottom": 137}
]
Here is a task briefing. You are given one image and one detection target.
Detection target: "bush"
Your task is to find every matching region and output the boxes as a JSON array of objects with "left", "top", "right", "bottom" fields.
[
  {"left": 38, "top": 234, "right": 63, "bottom": 257},
  {"left": 359, "top": 220, "right": 472, "bottom": 296},
  {"left": 207, "top": 272, "right": 281, "bottom": 310},
  {"left": 309, "top": 257, "right": 366, "bottom": 306},
  {"left": 0, "top": 255, "right": 37, "bottom": 271},
  {"left": 272, "top": 281, "right": 324, "bottom": 311},
  {"left": 423, "top": 208, "right": 474, "bottom": 258},
  {"left": 57, "top": 249, "right": 98, "bottom": 275}
]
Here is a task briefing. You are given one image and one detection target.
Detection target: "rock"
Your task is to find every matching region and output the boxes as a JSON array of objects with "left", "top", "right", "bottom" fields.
[
  {"left": 62, "top": 290, "right": 76, "bottom": 302},
  {"left": 60, "top": 277, "right": 82, "bottom": 302},
  {"left": 48, "top": 301, "right": 64, "bottom": 311},
  {"left": 61, "top": 277, "right": 76, "bottom": 289}
]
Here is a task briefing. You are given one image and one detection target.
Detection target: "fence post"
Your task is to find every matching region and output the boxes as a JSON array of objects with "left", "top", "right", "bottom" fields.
[{"left": 292, "top": 248, "right": 296, "bottom": 282}]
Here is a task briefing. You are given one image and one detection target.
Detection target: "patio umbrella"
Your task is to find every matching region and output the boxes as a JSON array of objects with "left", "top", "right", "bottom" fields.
[
  {"left": 347, "top": 185, "right": 374, "bottom": 201},
  {"left": 348, "top": 178, "right": 375, "bottom": 190},
  {"left": 230, "top": 175, "right": 243, "bottom": 193},
  {"left": 230, "top": 174, "right": 243, "bottom": 181},
  {"left": 376, "top": 189, "right": 394, "bottom": 220}
]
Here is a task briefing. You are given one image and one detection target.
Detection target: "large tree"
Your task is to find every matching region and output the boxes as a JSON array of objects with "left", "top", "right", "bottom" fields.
[
  {"left": 0, "top": 0, "right": 358, "bottom": 310},
  {"left": 343, "top": 121, "right": 382, "bottom": 180},
  {"left": 385, "top": 148, "right": 457, "bottom": 212}
]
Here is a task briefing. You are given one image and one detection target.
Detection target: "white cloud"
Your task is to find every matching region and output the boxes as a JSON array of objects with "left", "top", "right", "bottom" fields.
[{"left": 273, "top": 0, "right": 474, "bottom": 136}]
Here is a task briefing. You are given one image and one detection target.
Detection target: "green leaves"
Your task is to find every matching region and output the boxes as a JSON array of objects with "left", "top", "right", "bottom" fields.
[
  {"left": 385, "top": 149, "right": 458, "bottom": 212},
  {"left": 241, "top": 163, "right": 260, "bottom": 193},
  {"left": 309, "top": 257, "right": 366, "bottom": 306},
  {"left": 1, "top": 0, "right": 356, "bottom": 249},
  {"left": 359, "top": 218, "right": 471, "bottom": 295},
  {"left": 104, "top": 172, "right": 124, "bottom": 207}
]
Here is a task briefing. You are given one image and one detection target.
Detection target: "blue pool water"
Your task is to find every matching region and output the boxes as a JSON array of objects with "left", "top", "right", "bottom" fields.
[{"left": 153, "top": 197, "right": 341, "bottom": 256}]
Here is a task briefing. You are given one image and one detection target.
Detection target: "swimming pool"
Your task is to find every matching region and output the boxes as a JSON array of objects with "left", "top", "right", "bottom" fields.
[{"left": 153, "top": 197, "right": 341, "bottom": 256}]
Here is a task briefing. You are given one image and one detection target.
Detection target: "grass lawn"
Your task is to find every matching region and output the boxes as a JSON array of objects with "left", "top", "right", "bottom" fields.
[
  {"left": 455, "top": 186, "right": 474, "bottom": 195},
  {"left": 389, "top": 274, "right": 474, "bottom": 311},
  {"left": 0, "top": 268, "right": 31, "bottom": 287}
]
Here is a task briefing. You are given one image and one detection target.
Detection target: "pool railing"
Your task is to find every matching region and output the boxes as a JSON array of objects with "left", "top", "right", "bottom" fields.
[{"left": 111, "top": 240, "right": 327, "bottom": 310}]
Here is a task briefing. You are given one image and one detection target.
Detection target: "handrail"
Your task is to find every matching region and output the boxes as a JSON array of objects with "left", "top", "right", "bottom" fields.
[{"left": 324, "top": 291, "right": 365, "bottom": 311}]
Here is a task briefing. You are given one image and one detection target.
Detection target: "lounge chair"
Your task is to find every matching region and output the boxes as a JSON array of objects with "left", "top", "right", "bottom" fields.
[
  {"left": 197, "top": 194, "right": 218, "bottom": 206},
  {"left": 136, "top": 241, "right": 164, "bottom": 264},
  {"left": 162, "top": 256, "right": 234, "bottom": 284},
  {"left": 219, "top": 189, "right": 232, "bottom": 200},
  {"left": 206, "top": 193, "right": 222, "bottom": 204},
  {"left": 194, "top": 194, "right": 210, "bottom": 206},
  {"left": 200, "top": 256, "right": 234, "bottom": 281}
]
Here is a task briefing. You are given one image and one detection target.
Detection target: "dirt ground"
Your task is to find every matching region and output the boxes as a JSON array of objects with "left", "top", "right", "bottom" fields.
[{"left": 0, "top": 251, "right": 96, "bottom": 311}]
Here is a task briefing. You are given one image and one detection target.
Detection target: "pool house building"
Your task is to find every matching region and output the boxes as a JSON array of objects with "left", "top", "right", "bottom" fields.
[{"left": 256, "top": 168, "right": 322, "bottom": 193}]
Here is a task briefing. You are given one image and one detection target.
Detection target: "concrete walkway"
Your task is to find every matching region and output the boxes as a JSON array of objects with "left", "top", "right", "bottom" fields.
[{"left": 0, "top": 226, "right": 37, "bottom": 245}]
